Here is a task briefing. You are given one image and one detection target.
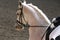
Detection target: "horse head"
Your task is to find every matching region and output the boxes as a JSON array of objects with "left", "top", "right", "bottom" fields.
[{"left": 15, "top": 0, "right": 52, "bottom": 40}]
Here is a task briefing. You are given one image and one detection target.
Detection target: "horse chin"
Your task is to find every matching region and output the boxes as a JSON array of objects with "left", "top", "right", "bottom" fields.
[{"left": 15, "top": 25, "right": 24, "bottom": 31}]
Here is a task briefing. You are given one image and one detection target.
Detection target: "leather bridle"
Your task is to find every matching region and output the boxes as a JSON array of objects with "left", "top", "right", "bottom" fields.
[
  {"left": 16, "top": 1, "right": 53, "bottom": 40},
  {"left": 16, "top": 1, "right": 48, "bottom": 28}
]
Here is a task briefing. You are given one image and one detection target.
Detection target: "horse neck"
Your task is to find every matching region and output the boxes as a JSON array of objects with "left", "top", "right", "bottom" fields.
[{"left": 22, "top": 3, "right": 51, "bottom": 26}]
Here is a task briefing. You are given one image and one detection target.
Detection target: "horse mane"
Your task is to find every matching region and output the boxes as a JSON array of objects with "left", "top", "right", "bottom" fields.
[{"left": 27, "top": 4, "right": 51, "bottom": 26}]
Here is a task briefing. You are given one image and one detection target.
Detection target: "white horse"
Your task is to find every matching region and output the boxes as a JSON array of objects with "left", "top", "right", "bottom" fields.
[{"left": 16, "top": 0, "right": 51, "bottom": 40}]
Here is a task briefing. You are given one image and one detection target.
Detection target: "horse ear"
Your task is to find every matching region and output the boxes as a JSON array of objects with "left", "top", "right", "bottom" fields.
[{"left": 23, "top": 0, "right": 26, "bottom": 4}]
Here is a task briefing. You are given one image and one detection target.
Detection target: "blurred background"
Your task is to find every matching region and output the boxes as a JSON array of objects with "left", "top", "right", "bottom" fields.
[{"left": 0, "top": 0, "right": 60, "bottom": 40}]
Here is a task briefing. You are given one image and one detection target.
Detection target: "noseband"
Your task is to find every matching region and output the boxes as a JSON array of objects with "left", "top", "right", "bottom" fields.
[{"left": 16, "top": 1, "right": 30, "bottom": 28}]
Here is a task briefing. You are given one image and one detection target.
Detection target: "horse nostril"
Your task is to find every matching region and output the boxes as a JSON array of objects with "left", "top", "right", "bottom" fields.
[{"left": 51, "top": 38, "right": 54, "bottom": 40}]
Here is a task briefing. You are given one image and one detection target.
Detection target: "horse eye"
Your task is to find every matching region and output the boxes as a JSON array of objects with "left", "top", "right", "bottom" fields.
[{"left": 51, "top": 38, "right": 54, "bottom": 40}]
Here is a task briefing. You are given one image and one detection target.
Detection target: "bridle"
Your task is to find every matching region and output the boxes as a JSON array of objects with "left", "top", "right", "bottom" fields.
[
  {"left": 16, "top": 1, "right": 48, "bottom": 28},
  {"left": 16, "top": 1, "right": 53, "bottom": 40},
  {"left": 16, "top": 1, "right": 30, "bottom": 28}
]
